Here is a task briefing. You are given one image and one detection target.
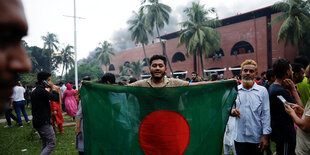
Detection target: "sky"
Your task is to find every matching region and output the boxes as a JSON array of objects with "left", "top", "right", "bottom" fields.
[{"left": 21, "top": 0, "right": 280, "bottom": 60}]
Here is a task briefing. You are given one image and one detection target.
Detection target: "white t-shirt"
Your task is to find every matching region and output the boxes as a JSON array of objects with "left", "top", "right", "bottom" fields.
[
  {"left": 295, "top": 100, "right": 310, "bottom": 155},
  {"left": 11, "top": 86, "right": 25, "bottom": 102}
]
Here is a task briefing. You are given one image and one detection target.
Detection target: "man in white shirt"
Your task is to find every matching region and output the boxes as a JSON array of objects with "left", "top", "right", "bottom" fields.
[{"left": 11, "top": 81, "right": 30, "bottom": 127}]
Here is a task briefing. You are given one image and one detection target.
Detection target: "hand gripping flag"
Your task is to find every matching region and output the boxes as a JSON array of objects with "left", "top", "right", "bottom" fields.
[{"left": 80, "top": 81, "right": 237, "bottom": 155}]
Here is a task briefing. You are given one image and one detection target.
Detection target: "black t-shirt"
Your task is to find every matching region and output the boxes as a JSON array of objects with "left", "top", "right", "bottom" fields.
[
  {"left": 269, "top": 84, "right": 296, "bottom": 143},
  {"left": 31, "top": 86, "right": 58, "bottom": 128}
]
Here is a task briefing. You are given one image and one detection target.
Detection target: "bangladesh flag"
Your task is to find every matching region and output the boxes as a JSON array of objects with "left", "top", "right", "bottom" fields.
[{"left": 80, "top": 81, "right": 237, "bottom": 155}]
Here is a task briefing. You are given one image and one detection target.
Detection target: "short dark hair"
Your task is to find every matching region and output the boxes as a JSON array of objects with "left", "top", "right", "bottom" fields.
[
  {"left": 150, "top": 55, "right": 167, "bottom": 66},
  {"left": 294, "top": 56, "right": 309, "bottom": 69},
  {"left": 273, "top": 59, "right": 290, "bottom": 79},
  {"left": 261, "top": 71, "right": 266, "bottom": 77},
  {"left": 292, "top": 63, "right": 303, "bottom": 75},
  {"left": 101, "top": 73, "right": 115, "bottom": 84},
  {"left": 191, "top": 72, "right": 197, "bottom": 75},
  {"left": 129, "top": 77, "right": 137, "bottom": 84},
  {"left": 83, "top": 76, "right": 91, "bottom": 81},
  {"left": 37, "top": 72, "right": 51, "bottom": 84},
  {"left": 266, "top": 69, "right": 275, "bottom": 81},
  {"left": 59, "top": 82, "right": 63, "bottom": 85}
]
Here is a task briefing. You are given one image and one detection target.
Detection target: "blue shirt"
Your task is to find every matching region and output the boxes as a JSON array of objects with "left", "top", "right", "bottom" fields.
[{"left": 234, "top": 83, "right": 272, "bottom": 143}]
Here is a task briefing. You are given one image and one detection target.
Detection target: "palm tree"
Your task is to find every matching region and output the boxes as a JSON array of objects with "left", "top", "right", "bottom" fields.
[
  {"left": 60, "top": 44, "right": 75, "bottom": 77},
  {"left": 271, "top": 0, "right": 310, "bottom": 54},
  {"left": 127, "top": 10, "right": 152, "bottom": 71},
  {"left": 95, "top": 41, "right": 114, "bottom": 72},
  {"left": 178, "top": 2, "right": 221, "bottom": 79},
  {"left": 127, "top": 60, "right": 145, "bottom": 79},
  {"left": 41, "top": 32, "right": 59, "bottom": 72},
  {"left": 141, "top": 0, "right": 174, "bottom": 74}
]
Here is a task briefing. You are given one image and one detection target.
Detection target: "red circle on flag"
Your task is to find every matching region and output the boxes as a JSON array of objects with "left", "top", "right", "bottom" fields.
[{"left": 139, "top": 110, "right": 190, "bottom": 155}]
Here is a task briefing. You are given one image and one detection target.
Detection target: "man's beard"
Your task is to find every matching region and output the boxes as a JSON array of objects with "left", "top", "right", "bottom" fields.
[{"left": 242, "top": 79, "right": 254, "bottom": 88}]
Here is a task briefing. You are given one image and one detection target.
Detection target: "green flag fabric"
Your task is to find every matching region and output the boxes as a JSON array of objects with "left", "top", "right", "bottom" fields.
[{"left": 80, "top": 81, "right": 237, "bottom": 155}]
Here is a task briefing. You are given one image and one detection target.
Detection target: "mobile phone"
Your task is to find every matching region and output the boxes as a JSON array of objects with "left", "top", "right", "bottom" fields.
[
  {"left": 43, "top": 80, "right": 50, "bottom": 87},
  {"left": 277, "top": 95, "right": 289, "bottom": 105}
]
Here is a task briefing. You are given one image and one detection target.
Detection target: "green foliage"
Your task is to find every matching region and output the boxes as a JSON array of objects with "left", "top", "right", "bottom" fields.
[
  {"left": 178, "top": 2, "right": 221, "bottom": 78},
  {"left": 65, "top": 60, "right": 103, "bottom": 83},
  {"left": 60, "top": 44, "right": 75, "bottom": 77},
  {"left": 271, "top": 0, "right": 310, "bottom": 52},
  {"left": 127, "top": 10, "right": 151, "bottom": 70},
  {"left": 41, "top": 32, "right": 60, "bottom": 73},
  {"left": 95, "top": 41, "right": 115, "bottom": 72}
]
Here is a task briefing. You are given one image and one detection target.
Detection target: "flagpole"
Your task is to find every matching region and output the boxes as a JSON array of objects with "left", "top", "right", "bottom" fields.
[{"left": 74, "top": 0, "right": 78, "bottom": 89}]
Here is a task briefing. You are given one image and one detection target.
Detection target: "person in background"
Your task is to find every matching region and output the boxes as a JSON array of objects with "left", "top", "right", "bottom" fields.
[
  {"left": 259, "top": 72, "right": 267, "bottom": 86},
  {"left": 11, "top": 81, "right": 30, "bottom": 127},
  {"left": 294, "top": 56, "right": 310, "bottom": 107},
  {"left": 264, "top": 69, "right": 276, "bottom": 90},
  {"left": 31, "top": 72, "right": 60, "bottom": 155},
  {"left": 211, "top": 73, "right": 219, "bottom": 81},
  {"left": 284, "top": 64, "right": 310, "bottom": 155},
  {"left": 129, "top": 77, "right": 137, "bottom": 84},
  {"left": 59, "top": 82, "right": 67, "bottom": 112},
  {"left": 190, "top": 72, "right": 200, "bottom": 83},
  {"left": 4, "top": 101, "right": 18, "bottom": 128},
  {"left": 63, "top": 83, "right": 77, "bottom": 121},
  {"left": 223, "top": 116, "right": 236, "bottom": 155},
  {"left": 75, "top": 76, "right": 90, "bottom": 155},
  {"left": 50, "top": 87, "right": 64, "bottom": 133},
  {"left": 73, "top": 85, "right": 79, "bottom": 108},
  {"left": 292, "top": 63, "right": 305, "bottom": 86},
  {"left": 0, "top": 0, "right": 32, "bottom": 112},
  {"left": 269, "top": 59, "right": 303, "bottom": 155}
]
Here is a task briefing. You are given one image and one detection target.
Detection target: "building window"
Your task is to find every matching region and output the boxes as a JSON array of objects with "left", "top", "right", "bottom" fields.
[
  {"left": 208, "top": 48, "right": 224, "bottom": 59},
  {"left": 230, "top": 41, "right": 254, "bottom": 55},
  {"left": 172, "top": 52, "right": 186, "bottom": 63},
  {"left": 172, "top": 71, "right": 187, "bottom": 79},
  {"left": 124, "top": 61, "right": 130, "bottom": 66},
  {"left": 109, "top": 64, "right": 115, "bottom": 71},
  {"left": 143, "top": 58, "right": 150, "bottom": 66}
]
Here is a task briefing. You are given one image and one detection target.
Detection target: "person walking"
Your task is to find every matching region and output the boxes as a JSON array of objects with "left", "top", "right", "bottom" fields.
[
  {"left": 63, "top": 83, "right": 77, "bottom": 121},
  {"left": 4, "top": 101, "right": 18, "bottom": 128},
  {"left": 11, "top": 81, "right": 30, "bottom": 127},
  {"left": 31, "top": 72, "right": 60, "bottom": 155},
  {"left": 50, "top": 89, "right": 64, "bottom": 133}
]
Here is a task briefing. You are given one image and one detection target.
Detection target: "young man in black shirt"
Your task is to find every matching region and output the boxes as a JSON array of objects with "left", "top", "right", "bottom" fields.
[
  {"left": 269, "top": 59, "right": 303, "bottom": 155},
  {"left": 31, "top": 72, "right": 60, "bottom": 155}
]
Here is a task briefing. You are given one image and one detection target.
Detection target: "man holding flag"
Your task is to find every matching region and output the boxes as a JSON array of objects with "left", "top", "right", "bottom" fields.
[
  {"left": 80, "top": 54, "right": 238, "bottom": 154},
  {"left": 129, "top": 54, "right": 215, "bottom": 87},
  {"left": 231, "top": 60, "right": 271, "bottom": 155}
]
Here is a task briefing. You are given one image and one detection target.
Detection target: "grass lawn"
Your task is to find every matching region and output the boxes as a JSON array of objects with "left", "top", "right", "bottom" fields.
[{"left": 0, "top": 112, "right": 77, "bottom": 155}]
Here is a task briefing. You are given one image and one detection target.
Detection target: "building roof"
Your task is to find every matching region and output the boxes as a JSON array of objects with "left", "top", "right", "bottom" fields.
[{"left": 159, "top": 5, "right": 279, "bottom": 40}]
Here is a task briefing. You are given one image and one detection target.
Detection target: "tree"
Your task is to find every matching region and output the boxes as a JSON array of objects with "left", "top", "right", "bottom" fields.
[
  {"left": 271, "top": 0, "right": 310, "bottom": 55},
  {"left": 141, "top": 0, "right": 174, "bottom": 74},
  {"left": 41, "top": 32, "right": 59, "bottom": 72},
  {"left": 95, "top": 41, "right": 115, "bottom": 72},
  {"left": 127, "top": 60, "right": 145, "bottom": 79},
  {"left": 60, "top": 44, "right": 75, "bottom": 77},
  {"left": 127, "top": 10, "right": 152, "bottom": 71},
  {"left": 178, "top": 2, "right": 221, "bottom": 79}
]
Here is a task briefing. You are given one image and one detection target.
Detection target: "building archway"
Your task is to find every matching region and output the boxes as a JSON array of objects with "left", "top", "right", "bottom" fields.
[
  {"left": 231, "top": 41, "right": 254, "bottom": 55},
  {"left": 172, "top": 52, "right": 186, "bottom": 63},
  {"left": 109, "top": 64, "right": 115, "bottom": 71},
  {"left": 124, "top": 61, "right": 130, "bottom": 66},
  {"left": 208, "top": 48, "right": 224, "bottom": 58}
]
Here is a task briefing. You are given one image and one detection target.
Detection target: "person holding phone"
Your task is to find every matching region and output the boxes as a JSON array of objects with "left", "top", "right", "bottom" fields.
[
  {"left": 269, "top": 59, "right": 303, "bottom": 155},
  {"left": 283, "top": 65, "right": 310, "bottom": 155},
  {"left": 31, "top": 72, "right": 60, "bottom": 155}
]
